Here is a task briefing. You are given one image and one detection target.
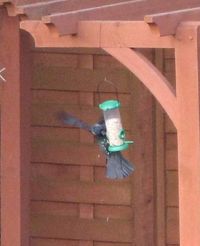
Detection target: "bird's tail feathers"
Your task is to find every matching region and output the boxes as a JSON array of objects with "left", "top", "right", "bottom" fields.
[{"left": 106, "top": 152, "right": 134, "bottom": 179}]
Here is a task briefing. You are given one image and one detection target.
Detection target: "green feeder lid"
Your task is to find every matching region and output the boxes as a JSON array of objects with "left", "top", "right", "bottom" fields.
[{"left": 99, "top": 100, "right": 120, "bottom": 111}]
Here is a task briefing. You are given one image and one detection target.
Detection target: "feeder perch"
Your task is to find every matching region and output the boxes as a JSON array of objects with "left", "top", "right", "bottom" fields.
[{"left": 99, "top": 99, "right": 133, "bottom": 152}]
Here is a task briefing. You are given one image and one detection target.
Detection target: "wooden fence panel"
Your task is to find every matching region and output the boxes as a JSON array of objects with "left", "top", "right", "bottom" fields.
[{"left": 30, "top": 50, "right": 137, "bottom": 245}]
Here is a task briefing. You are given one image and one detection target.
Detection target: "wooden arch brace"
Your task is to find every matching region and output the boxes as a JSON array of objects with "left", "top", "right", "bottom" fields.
[{"left": 103, "top": 47, "right": 178, "bottom": 126}]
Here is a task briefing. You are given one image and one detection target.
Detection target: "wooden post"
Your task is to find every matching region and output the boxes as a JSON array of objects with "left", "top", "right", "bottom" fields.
[
  {"left": 175, "top": 22, "right": 200, "bottom": 246},
  {"left": 0, "top": 8, "right": 31, "bottom": 246},
  {"left": 131, "top": 76, "right": 156, "bottom": 246}
]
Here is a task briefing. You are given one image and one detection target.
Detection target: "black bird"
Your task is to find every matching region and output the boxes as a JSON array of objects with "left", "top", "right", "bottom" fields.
[{"left": 58, "top": 112, "right": 134, "bottom": 179}]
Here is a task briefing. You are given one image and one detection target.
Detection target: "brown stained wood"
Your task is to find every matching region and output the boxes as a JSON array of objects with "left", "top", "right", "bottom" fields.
[
  {"left": 31, "top": 214, "right": 133, "bottom": 242},
  {"left": 94, "top": 242, "right": 131, "bottom": 246},
  {"left": 154, "top": 49, "right": 166, "bottom": 246},
  {"left": 79, "top": 241, "right": 93, "bottom": 246},
  {"left": 31, "top": 163, "right": 80, "bottom": 182},
  {"left": 100, "top": 21, "right": 175, "bottom": 48},
  {"left": 165, "top": 116, "right": 177, "bottom": 134},
  {"left": 130, "top": 71, "right": 155, "bottom": 245},
  {"left": 32, "top": 66, "right": 131, "bottom": 93},
  {"left": 32, "top": 90, "right": 80, "bottom": 105},
  {"left": 20, "top": 21, "right": 175, "bottom": 48},
  {"left": 41, "top": 1, "right": 200, "bottom": 35},
  {"left": 78, "top": 55, "right": 93, "bottom": 69},
  {"left": 42, "top": 1, "right": 145, "bottom": 35},
  {"left": 31, "top": 178, "right": 131, "bottom": 205},
  {"left": 30, "top": 238, "right": 79, "bottom": 246},
  {"left": 3, "top": 0, "right": 200, "bottom": 38},
  {"left": 164, "top": 71, "right": 176, "bottom": 88},
  {"left": 165, "top": 133, "right": 178, "bottom": 170},
  {"left": 20, "top": 0, "right": 126, "bottom": 19},
  {"left": 103, "top": 47, "right": 177, "bottom": 126},
  {"left": 164, "top": 49, "right": 175, "bottom": 59},
  {"left": 164, "top": 59, "right": 175, "bottom": 73},
  {"left": 33, "top": 52, "right": 78, "bottom": 68},
  {"left": 145, "top": 7, "right": 200, "bottom": 36},
  {"left": 21, "top": 21, "right": 102, "bottom": 48},
  {"left": 93, "top": 55, "right": 125, "bottom": 70},
  {"left": 94, "top": 205, "right": 133, "bottom": 220},
  {"left": 31, "top": 104, "right": 131, "bottom": 129},
  {"left": 166, "top": 208, "right": 179, "bottom": 244},
  {"left": 79, "top": 91, "right": 94, "bottom": 246},
  {"left": 166, "top": 171, "right": 179, "bottom": 207},
  {"left": 32, "top": 140, "right": 105, "bottom": 166},
  {"left": 31, "top": 201, "right": 79, "bottom": 217},
  {"left": 175, "top": 22, "right": 200, "bottom": 246},
  {"left": 34, "top": 47, "right": 105, "bottom": 55},
  {"left": 0, "top": 9, "right": 32, "bottom": 246},
  {"left": 2, "top": 0, "right": 50, "bottom": 5},
  {"left": 31, "top": 127, "right": 80, "bottom": 143}
]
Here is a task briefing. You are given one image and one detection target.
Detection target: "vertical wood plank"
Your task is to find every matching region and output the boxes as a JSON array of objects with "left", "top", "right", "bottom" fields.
[
  {"left": 78, "top": 55, "right": 94, "bottom": 69},
  {"left": 154, "top": 49, "right": 166, "bottom": 246},
  {"left": 0, "top": 9, "right": 32, "bottom": 246},
  {"left": 175, "top": 23, "right": 200, "bottom": 246},
  {"left": 130, "top": 69, "right": 156, "bottom": 246},
  {"left": 79, "top": 55, "right": 94, "bottom": 246}
]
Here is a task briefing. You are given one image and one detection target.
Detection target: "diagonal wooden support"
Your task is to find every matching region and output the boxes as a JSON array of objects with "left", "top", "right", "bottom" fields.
[
  {"left": 175, "top": 21, "right": 200, "bottom": 246},
  {"left": 103, "top": 47, "right": 178, "bottom": 126}
]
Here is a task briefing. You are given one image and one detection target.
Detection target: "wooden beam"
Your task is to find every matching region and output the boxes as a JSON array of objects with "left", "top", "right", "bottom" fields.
[
  {"left": 42, "top": 0, "right": 144, "bottom": 35},
  {"left": 175, "top": 21, "right": 200, "bottom": 246},
  {"left": 0, "top": 8, "right": 31, "bottom": 246},
  {"left": 38, "top": 1, "right": 200, "bottom": 35},
  {"left": 145, "top": 7, "right": 200, "bottom": 36},
  {"left": 20, "top": 20, "right": 175, "bottom": 48},
  {"left": 103, "top": 47, "right": 177, "bottom": 126},
  {"left": 100, "top": 21, "right": 176, "bottom": 48},
  {"left": 19, "top": 0, "right": 127, "bottom": 19}
]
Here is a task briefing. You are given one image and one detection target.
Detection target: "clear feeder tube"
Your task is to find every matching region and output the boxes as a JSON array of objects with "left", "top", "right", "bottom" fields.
[{"left": 103, "top": 108, "right": 123, "bottom": 147}]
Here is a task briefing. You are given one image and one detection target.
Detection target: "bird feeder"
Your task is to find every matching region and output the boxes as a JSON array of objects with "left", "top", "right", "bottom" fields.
[{"left": 99, "top": 99, "right": 133, "bottom": 152}]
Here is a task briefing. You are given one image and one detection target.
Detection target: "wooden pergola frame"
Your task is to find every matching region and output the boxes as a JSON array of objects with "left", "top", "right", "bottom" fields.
[{"left": 1, "top": 7, "right": 200, "bottom": 245}]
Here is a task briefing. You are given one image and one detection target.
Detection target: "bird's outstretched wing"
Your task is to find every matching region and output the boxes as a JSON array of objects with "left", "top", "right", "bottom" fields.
[{"left": 58, "top": 111, "right": 92, "bottom": 132}]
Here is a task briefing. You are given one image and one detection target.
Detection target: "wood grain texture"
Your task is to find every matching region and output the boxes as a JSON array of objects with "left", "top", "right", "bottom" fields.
[
  {"left": 154, "top": 49, "right": 166, "bottom": 246},
  {"left": 31, "top": 214, "right": 133, "bottom": 243},
  {"left": 0, "top": 10, "right": 32, "bottom": 246},
  {"left": 31, "top": 178, "right": 131, "bottom": 205},
  {"left": 32, "top": 66, "right": 131, "bottom": 92},
  {"left": 175, "top": 22, "right": 200, "bottom": 245},
  {"left": 31, "top": 103, "right": 131, "bottom": 129},
  {"left": 165, "top": 133, "right": 178, "bottom": 170},
  {"left": 166, "top": 208, "right": 179, "bottom": 244},
  {"left": 166, "top": 171, "right": 178, "bottom": 207},
  {"left": 130, "top": 65, "right": 156, "bottom": 245},
  {"left": 31, "top": 201, "right": 79, "bottom": 217},
  {"left": 79, "top": 90, "right": 94, "bottom": 246},
  {"left": 29, "top": 49, "right": 160, "bottom": 245},
  {"left": 31, "top": 140, "right": 105, "bottom": 166},
  {"left": 30, "top": 238, "right": 79, "bottom": 246}
]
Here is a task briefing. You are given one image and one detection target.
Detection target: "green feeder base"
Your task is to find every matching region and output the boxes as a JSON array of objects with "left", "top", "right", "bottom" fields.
[{"left": 108, "top": 141, "right": 133, "bottom": 152}]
